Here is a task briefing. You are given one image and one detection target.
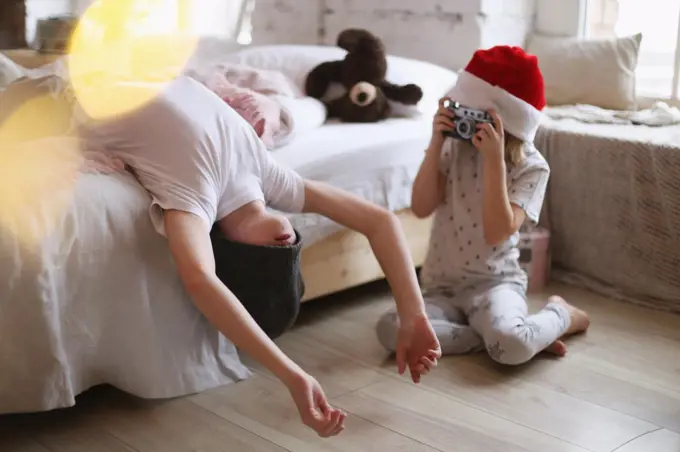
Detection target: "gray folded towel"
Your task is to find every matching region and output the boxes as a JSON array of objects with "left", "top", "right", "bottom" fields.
[{"left": 211, "top": 226, "right": 305, "bottom": 339}]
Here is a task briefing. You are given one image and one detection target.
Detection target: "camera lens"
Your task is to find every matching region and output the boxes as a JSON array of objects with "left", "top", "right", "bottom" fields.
[{"left": 457, "top": 119, "right": 474, "bottom": 139}]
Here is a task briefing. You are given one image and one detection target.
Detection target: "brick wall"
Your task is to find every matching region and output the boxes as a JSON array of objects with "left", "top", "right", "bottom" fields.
[
  {"left": 250, "top": 0, "right": 536, "bottom": 70},
  {"left": 20, "top": 0, "right": 539, "bottom": 71}
]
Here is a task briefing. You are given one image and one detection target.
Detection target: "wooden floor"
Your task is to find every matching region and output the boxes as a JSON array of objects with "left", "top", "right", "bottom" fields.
[{"left": 2, "top": 282, "right": 680, "bottom": 452}]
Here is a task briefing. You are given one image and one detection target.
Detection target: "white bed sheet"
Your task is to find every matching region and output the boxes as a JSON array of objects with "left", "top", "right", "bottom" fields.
[
  {"left": 271, "top": 116, "right": 432, "bottom": 246},
  {"left": 0, "top": 169, "right": 249, "bottom": 415}
]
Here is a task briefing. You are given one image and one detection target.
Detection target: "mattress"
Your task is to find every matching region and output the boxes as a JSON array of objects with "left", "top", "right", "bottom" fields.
[{"left": 270, "top": 116, "right": 432, "bottom": 246}]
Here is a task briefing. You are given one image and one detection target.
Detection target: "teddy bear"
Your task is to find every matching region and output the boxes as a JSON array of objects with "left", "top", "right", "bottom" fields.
[{"left": 304, "top": 28, "right": 423, "bottom": 123}]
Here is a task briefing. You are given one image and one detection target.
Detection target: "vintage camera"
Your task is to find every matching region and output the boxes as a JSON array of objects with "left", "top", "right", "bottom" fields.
[{"left": 442, "top": 99, "right": 493, "bottom": 141}]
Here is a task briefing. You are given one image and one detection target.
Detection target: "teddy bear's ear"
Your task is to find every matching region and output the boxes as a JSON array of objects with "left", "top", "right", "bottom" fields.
[
  {"left": 337, "top": 29, "right": 384, "bottom": 55},
  {"left": 379, "top": 81, "right": 424, "bottom": 106},
  {"left": 305, "top": 61, "right": 343, "bottom": 99},
  {"left": 336, "top": 29, "right": 387, "bottom": 85}
]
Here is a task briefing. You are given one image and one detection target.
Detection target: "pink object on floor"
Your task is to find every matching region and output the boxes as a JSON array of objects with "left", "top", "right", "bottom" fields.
[{"left": 519, "top": 226, "right": 551, "bottom": 294}]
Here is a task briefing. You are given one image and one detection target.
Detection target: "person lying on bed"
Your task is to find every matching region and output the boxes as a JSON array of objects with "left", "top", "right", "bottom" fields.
[{"left": 76, "top": 75, "right": 441, "bottom": 438}]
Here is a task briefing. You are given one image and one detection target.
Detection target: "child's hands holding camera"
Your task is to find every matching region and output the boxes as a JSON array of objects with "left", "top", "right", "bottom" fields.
[
  {"left": 472, "top": 109, "right": 505, "bottom": 161},
  {"left": 429, "top": 97, "right": 456, "bottom": 147}
]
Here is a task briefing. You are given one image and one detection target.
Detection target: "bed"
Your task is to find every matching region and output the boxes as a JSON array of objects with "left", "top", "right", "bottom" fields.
[
  {"left": 0, "top": 44, "right": 454, "bottom": 414},
  {"left": 271, "top": 117, "right": 435, "bottom": 300}
]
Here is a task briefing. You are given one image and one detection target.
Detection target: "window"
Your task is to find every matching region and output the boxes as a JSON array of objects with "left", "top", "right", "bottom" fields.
[{"left": 585, "top": 0, "right": 680, "bottom": 102}]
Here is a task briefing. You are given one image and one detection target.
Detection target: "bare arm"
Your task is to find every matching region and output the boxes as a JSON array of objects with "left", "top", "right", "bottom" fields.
[
  {"left": 411, "top": 141, "right": 446, "bottom": 218},
  {"left": 163, "top": 210, "right": 303, "bottom": 383},
  {"left": 302, "top": 181, "right": 441, "bottom": 381},
  {"left": 474, "top": 111, "right": 526, "bottom": 246},
  {"left": 411, "top": 100, "right": 455, "bottom": 218},
  {"left": 481, "top": 156, "right": 526, "bottom": 246},
  {"left": 163, "top": 209, "right": 345, "bottom": 437},
  {"left": 302, "top": 180, "right": 426, "bottom": 320}
]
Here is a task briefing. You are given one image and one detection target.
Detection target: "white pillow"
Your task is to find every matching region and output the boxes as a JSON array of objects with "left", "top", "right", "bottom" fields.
[
  {"left": 526, "top": 33, "right": 642, "bottom": 111},
  {"left": 220, "top": 44, "right": 459, "bottom": 118},
  {"left": 0, "top": 54, "right": 26, "bottom": 89}
]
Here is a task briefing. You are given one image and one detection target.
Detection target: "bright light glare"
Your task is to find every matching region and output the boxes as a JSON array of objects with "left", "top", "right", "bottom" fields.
[
  {"left": 0, "top": 93, "right": 82, "bottom": 247},
  {"left": 0, "top": 134, "right": 82, "bottom": 249},
  {"left": 67, "top": 0, "right": 199, "bottom": 120},
  {"left": 0, "top": 0, "right": 199, "bottom": 248}
]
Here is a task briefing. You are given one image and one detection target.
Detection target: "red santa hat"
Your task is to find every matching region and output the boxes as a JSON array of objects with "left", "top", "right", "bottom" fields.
[{"left": 448, "top": 45, "right": 546, "bottom": 142}]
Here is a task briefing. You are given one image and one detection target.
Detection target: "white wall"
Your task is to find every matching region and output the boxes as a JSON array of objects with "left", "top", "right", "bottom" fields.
[
  {"left": 24, "top": 0, "right": 588, "bottom": 67},
  {"left": 534, "top": 0, "right": 586, "bottom": 37},
  {"left": 251, "top": 0, "right": 536, "bottom": 70}
]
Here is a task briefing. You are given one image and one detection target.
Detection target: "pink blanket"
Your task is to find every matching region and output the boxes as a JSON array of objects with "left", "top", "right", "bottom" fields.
[
  {"left": 205, "top": 72, "right": 283, "bottom": 148},
  {"left": 201, "top": 64, "right": 300, "bottom": 148}
]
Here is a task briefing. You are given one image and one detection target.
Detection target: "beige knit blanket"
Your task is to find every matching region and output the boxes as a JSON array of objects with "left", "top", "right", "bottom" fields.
[{"left": 535, "top": 118, "right": 680, "bottom": 313}]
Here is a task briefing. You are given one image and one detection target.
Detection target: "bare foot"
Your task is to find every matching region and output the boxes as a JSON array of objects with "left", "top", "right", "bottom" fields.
[
  {"left": 544, "top": 339, "right": 567, "bottom": 357},
  {"left": 549, "top": 295, "right": 591, "bottom": 336}
]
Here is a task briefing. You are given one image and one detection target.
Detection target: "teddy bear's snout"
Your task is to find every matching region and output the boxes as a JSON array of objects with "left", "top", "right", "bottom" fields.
[{"left": 349, "top": 81, "right": 378, "bottom": 107}]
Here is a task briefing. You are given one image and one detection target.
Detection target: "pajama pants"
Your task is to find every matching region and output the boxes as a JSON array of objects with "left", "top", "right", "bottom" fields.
[{"left": 376, "top": 282, "right": 571, "bottom": 365}]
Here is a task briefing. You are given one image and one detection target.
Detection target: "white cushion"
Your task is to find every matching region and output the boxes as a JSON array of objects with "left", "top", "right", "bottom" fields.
[
  {"left": 526, "top": 33, "right": 642, "bottom": 111},
  {"left": 220, "top": 44, "right": 459, "bottom": 118},
  {"left": 0, "top": 54, "right": 26, "bottom": 89}
]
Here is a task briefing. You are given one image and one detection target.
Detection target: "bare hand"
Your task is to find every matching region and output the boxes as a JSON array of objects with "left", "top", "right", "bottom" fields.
[
  {"left": 472, "top": 109, "right": 504, "bottom": 160},
  {"left": 287, "top": 372, "right": 346, "bottom": 437},
  {"left": 431, "top": 97, "right": 456, "bottom": 141},
  {"left": 396, "top": 313, "right": 442, "bottom": 383}
]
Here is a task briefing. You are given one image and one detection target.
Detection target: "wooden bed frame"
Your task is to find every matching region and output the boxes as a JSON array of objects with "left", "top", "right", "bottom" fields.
[{"left": 300, "top": 209, "right": 432, "bottom": 301}]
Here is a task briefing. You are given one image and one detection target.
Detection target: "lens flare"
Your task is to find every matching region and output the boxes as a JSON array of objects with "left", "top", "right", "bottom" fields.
[
  {"left": 0, "top": 93, "right": 74, "bottom": 145},
  {"left": 0, "top": 91, "right": 83, "bottom": 248},
  {"left": 67, "top": 0, "right": 198, "bottom": 120},
  {"left": 0, "top": 139, "right": 82, "bottom": 249},
  {"left": 0, "top": 1, "right": 199, "bottom": 249}
]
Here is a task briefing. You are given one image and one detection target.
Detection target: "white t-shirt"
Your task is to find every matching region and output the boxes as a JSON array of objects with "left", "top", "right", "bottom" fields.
[{"left": 77, "top": 76, "right": 305, "bottom": 235}]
